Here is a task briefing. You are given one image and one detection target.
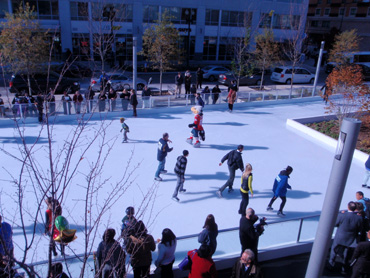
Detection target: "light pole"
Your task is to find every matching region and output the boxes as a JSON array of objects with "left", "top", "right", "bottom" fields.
[{"left": 185, "top": 9, "right": 195, "bottom": 68}]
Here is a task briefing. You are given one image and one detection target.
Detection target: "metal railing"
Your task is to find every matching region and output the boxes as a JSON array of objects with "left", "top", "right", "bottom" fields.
[
  {"left": 18, "top": 214, "right": 321, "bottom": 277},
  {"left": 0, "top": 86, "right": 320, "bottom": 120}
]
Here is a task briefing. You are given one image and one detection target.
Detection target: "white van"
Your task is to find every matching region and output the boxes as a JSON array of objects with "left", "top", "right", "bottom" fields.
[{"left": 270, "top": 66, "right": 315, "bottom": 84}]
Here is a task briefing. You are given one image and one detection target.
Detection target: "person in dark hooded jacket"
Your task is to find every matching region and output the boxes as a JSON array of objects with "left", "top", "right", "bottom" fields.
[
  {"left": 96, "top": 228, "right": 126, "bottom": 278},
  {"left": 266, "top": 166, "right": 293, "bottom": 216},
  {"left": 172, "top": 150, "right": 189, "bottom": 202},
  {"left": 155, "top": 133, "right": 173, "bottom": 181}
]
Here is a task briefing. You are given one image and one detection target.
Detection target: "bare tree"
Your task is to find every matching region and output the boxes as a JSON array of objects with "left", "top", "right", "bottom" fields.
[
  {"left": 280, "top": 4, "right": 308, "bottom": 97},
  {"left": 253, "top": 29, "right": 280, "bottom": 90}
]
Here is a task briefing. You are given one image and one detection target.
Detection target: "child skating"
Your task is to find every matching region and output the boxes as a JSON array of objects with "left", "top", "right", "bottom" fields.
[
  {"left": 186, "top": 106, "right": 205, "bottom": 148},
  {"left": 120, "top": 117, "right": 130, "bottom": 143}
]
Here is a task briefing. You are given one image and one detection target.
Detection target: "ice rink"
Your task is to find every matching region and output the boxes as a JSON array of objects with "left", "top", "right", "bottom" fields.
[{"left": 0, "top": 99, "right": 367, "bottom": 264}]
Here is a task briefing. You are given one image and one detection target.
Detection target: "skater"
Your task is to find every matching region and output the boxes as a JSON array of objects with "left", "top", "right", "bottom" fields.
[
  {"left": 155, "top": 133, "right": 173, "bottom": 181},
  {"left": 227, "top": 81, "right": 237, "bottom": 112},
  {"left": 186, "top": 106, "right": 204, "bottom": 148},
  {"left": 216, "top": 145, "right": 244, "bottom": 198},
  {"left": 120, "top": 117, "right": 130, "bottom": 143},
  {"left": 195, "top": 93, "right": 205, "bottom": 109},
  {"left": 239, "top": 163, "right": 253, "bottom": 216},
  {"left": 172, "top": 150, "right": 189, "bottom": 202},
  {"left": 266, "top": 166, "right": 293, "bottom": 216}
]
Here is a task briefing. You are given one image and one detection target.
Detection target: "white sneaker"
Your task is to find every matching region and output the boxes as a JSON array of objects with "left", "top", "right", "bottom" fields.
[
  {"left": 172, "top": 197, "right": 180, "bottom": 202},
  {"left": 154, "top": 177, "right": 162, "bottom": 181}
]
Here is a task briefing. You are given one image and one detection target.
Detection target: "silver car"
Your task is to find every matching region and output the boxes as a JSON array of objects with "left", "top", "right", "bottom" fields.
[
  {"left": 202, "top": 66, "right": 229, "bottom": 81},
  {"left": 270, "top": 66, "right": 315, "bottom": 84},
  {"left": 91, "top": 72, "right": 148, "bottom": 91}
]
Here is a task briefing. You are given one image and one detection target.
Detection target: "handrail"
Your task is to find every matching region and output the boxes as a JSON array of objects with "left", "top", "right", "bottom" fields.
[
  {"left": 17, "top": 213, "right": 321, "bottom": 269},
  {"left": 178, "top": 213, "right": 321, "bottom": 241}
]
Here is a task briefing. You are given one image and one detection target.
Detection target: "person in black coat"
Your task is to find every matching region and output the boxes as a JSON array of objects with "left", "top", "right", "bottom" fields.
[
  {"left": 184, "top": 72, "right": 192, "bottom": 95},
  {"left": 328, "top": 202, "right": 363, "bottom": 268},
  {"left": 96, "top": 228, "right": 126, "bottom": 278},
  {"left": 196, "top": 68, "right": 204, "bottom": 89},
  {"left": 36, "top": 92, "right": 44, "bottom": 123},
  {"left": 175, "top": 72, "right": 183, "bottom": 98},
  {"left": 130, "top": 89, "right": 138, "bottom": 117},
  {"left": 239, "top": 208, "right": 265, "bottom": 262},
  {"left": 351, "top": 230, "right": 370, "bottom": 278},
  {"left": 98, "top": 91, "right": 107, "bottom": 112},
  {"left": 212, "top": 85, "right": 221, "bottom": 104},
  {"left": 217, "top": 145, "right": 244, "bottom": 197}
]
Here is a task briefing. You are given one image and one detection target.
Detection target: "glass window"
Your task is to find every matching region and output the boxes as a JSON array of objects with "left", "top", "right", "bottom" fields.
[
  {"left": 143, "top": 5, "right": 159, "bottom": 23},
  {"left": 273, "top": 14, "right": 300, "bottom": 30},
  {"left": 327, "top": 0, "right": 331, "bottom": 3},
  {"left": 339, "top": 8, "right": 345, "bottom": 16},
  {"left": 349, "top": 7, "right": 356, "bottom": 16},
  {"left": 72, "top": 33, "right": 90, "bottom": 60},
  {"left": 13, "top": 0, "right": 58, "bottom": 20},
  {"left": 163, "top": 7, "right": 181, "bottom": 24},
  {"left": 91, "top": 3, "right": 132, "bottom": 22},
  {"left": 368, "top": 7, "right": 370, "bottom": 16},
  {"left": 116, "top": 34, "right": 133, "bottom": 63},
  {"left": 324, "top": 8, "right": 330, "bottom": 16},
  {"left": 70, "top": 2, "right": 88, "bottom": 21},
  {"left": 311, "top": 20, "right": 319, "bottom": 27},
  {"left": 221, "top": 10, "right": 251, "bottom": 27},
  {"left": 259, "top": 13, "right": 272, "bottom": 28},
  {"left": 218, "top": 37, "right": 236, "bottom": 61},
  {"left": 205, "top": 9, "right": 219, "bottom": 26},
  {"left": 318, "top": 0, "right": 322, "bottom": 3},
  {"left": 0, "top": 2, "right": 9, "bottom": 18},
  {"left": 322, "top": 21, "right": 330, "bottom": 28},
  {"left": 181, "top": 8, "right": 197, "bottom": 25},
  {"left": 203, "top": 36, "right": 217, "bottom": 60},
  {"left": 315, "top": 8, "right": 321, "bottom": 16}
]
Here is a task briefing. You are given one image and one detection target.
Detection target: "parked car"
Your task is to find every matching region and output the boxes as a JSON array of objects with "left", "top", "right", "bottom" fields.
[
  {"left": 202, "top": 66, "right": 229, "bottom": 81},
  {"left": 9, "top": 71, "right": 80, "bottom": 94},
  {"left": 270, "top": 67, "right": 315, "bottom": 84},
  {"left": 218, "top": 71, "right": 262, "bottom": 87},
  {"left": 90, "top": 72, "right": 148, "bottom": 92},
  {"left": 53, "top": 63, "right": 93, "bottom": 78}
]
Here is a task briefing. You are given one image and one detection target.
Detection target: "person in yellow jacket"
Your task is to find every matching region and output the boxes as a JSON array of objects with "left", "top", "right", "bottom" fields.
[{"left": 238, "top": 164, "right": 253, "bottom": 216}]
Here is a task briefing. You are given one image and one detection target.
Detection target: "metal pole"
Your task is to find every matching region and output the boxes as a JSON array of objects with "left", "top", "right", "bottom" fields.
[
  {"left": 187, "top": 20, "right": 191, "bottom": 68},
  {"left": 133, "top": 37, "right": 137, "bottom": 92},
  {"left": 312, "top": 41, "right": 325, "bottom": 96},
  {"left": 305, "top": 118, "right": 361, "bottom": 278}
]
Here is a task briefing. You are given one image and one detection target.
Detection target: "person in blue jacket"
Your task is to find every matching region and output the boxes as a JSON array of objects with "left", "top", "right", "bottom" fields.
[
  {"left": 155, "top": 133, "right": 173, "bottom": 181},
  {"left": 266, "top": 166, "right": 293, "bottom": 217},
  {"left": 362, "top": 155, "right": 370, "bottom": 189}
]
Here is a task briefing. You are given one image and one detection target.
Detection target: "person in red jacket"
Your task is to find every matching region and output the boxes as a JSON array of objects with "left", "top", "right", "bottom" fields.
[
  {"left": 188, "top": 244, "right": 217, "bottom": 278},
  {"left": 186, "top": 106, "right": 204, "bottom": 148}
]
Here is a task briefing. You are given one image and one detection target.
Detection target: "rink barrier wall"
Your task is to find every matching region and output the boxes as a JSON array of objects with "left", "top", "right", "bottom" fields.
[
  {"left": 286, "top": 115, "right": 369, "bottom": 165},
  {"left": 21, "top": 214, "right": 323, "bottom": 277}
]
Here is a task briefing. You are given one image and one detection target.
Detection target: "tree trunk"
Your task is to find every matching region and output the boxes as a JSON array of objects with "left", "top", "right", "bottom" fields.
[
  {"left": 160, "top": 66, "right": 163, "bottom": 95},
  {"left": 260, "top": 70, "right": 265, "bottom": 91}
]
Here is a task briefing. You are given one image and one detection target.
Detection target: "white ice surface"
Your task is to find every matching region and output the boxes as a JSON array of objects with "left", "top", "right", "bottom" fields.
[{"left": 0, "top": 100, "right": 366, "bottom": 265}]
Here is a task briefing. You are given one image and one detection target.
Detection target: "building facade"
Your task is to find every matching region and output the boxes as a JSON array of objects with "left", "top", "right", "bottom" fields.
[
  {"left": 306, "top": 0, "right": 370, "bottom": 51},
  {"left": 1, "top": 0, "right": 308, "bottom": 63}
]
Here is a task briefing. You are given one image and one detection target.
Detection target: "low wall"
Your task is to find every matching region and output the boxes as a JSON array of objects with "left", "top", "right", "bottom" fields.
[{"left": 286, "top": 116, "right": 368, "bottom": 165}]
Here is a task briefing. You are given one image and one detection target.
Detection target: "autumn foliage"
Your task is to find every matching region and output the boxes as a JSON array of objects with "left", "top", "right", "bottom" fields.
[{"left": 325, "top": 64, "right": 370, "bottom": 124}]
